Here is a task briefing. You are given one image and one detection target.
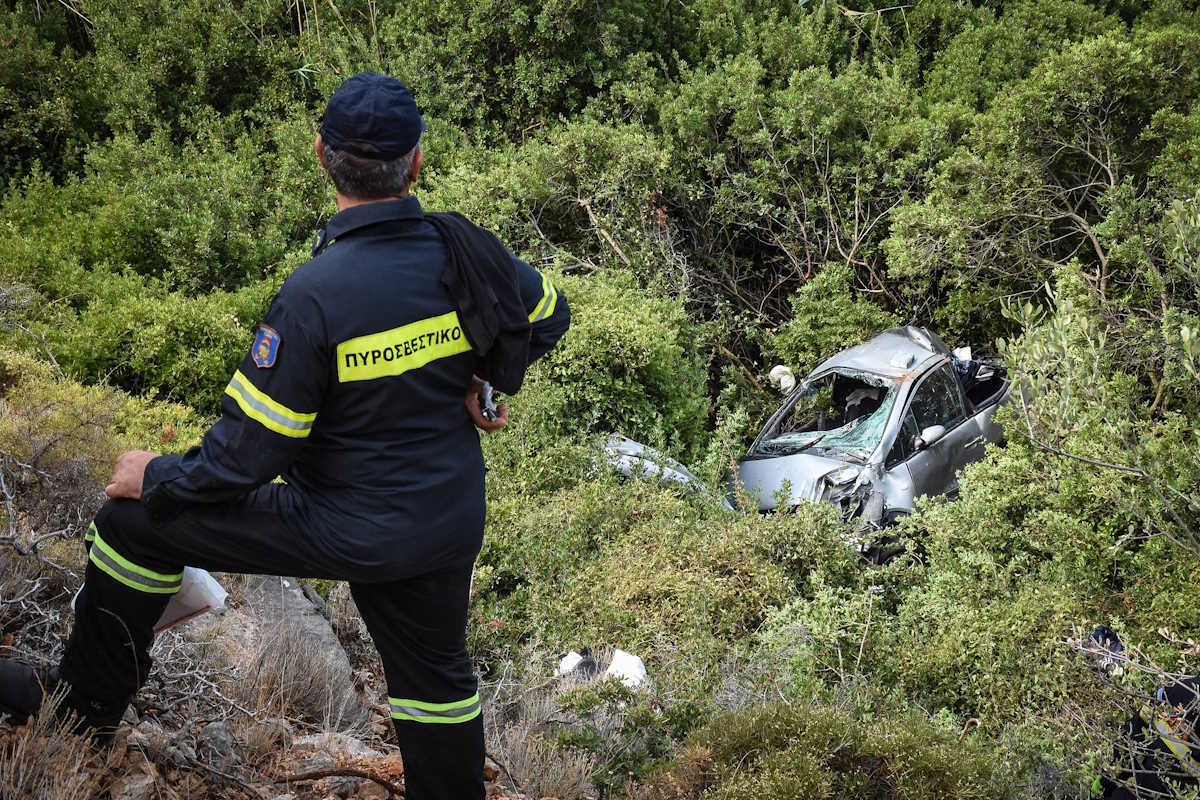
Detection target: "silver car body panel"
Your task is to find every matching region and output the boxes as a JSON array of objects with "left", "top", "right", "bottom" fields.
[
  {"left": 603, "top": 434, "right": 736, "bottom": 510},
  {"left": 738, "top": 326, "right": 1009, "bottom": 521}
]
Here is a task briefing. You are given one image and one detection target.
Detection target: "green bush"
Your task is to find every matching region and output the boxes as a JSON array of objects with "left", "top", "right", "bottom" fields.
[
  {"left": 43, "top": 274, "right": 281, "bottom": 411},
  {"left": 767, "top": 262, "right": 899, "bottom": 376},
  {"left": 644, "top": 703, "right": 1014, "bottom": 800},
  {"left": 475, "top": 473, "right": 860, "bottom": 696},
  {"left": 0, "top": 8, "right": 105, "bottom": 186},
  {"left": 86, "top": 0, "right": 311, "bottom": 138},
  {"left": 501, "top": 270, "right": 710, "bottom": 461},
  {"left": 1, "top": 118, "right": 325, "bottom": 295}
]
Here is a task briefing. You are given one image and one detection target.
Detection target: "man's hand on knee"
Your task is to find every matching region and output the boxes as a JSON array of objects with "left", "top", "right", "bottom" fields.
[{"left": 105, "top": 450, "right": 160, "bottom": 500}]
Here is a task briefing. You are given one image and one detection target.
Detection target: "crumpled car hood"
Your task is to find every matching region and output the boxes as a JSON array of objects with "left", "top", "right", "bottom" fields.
[{"left": 735, "top": 452, "right": 858, "bottom": 511}]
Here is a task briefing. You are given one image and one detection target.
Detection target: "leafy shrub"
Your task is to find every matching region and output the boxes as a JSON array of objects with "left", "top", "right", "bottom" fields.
[
  {"left": 86, "top": 0, "right": 311, "bottom": 138},
  {"left": 643, "top": 703, "right": 1014, "bottom": 800},
  {"left": 426, "top": 120, "right": 672, "bottom": 279},
  {"left": 478, "top": 477, "right": 790, "bottom": 694},
  {"left": 2, "top": 119, "right": 325, "bottom": 295},
  {"left": 922, "top": 0, "right": 1117, "bottom": 110},
  {"left": 0, "top": 8, "right": 105, "bottom": 186},
  {"left": 368, "top": 0, "right": 694, "bottom": 135},
  {"left": 0, "top": 346, "right": 203, "bottom": 592},
  {"left": 0, "top": 345, "right": 204, "bottom": 488},
  {"left": 502, "top": 271, "right": 710, "bottom": 460},
  {"left": 42, "top": 274, "right": 281, "bottom": 411},
  {"left": 767, "top": 262, "right": 899, "bottom": 376}
]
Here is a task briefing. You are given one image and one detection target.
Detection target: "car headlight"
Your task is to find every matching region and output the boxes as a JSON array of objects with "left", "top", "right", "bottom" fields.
[{"left": 825, "top": 466, "right": 860, "bottom": 487}]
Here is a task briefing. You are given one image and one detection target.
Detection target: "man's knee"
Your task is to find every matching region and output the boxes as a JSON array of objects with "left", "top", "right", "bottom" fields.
[
  {"left": 94, "top": 498, "right": 153, "bottom": 549},
  {"left": 90, "top": 498, "right": 183, "bottom": 588}
]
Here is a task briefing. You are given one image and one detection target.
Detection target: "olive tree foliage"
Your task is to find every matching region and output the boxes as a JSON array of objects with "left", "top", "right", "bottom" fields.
[{"left": 885, "top": 20, "right": 1200, "bottom": 343}]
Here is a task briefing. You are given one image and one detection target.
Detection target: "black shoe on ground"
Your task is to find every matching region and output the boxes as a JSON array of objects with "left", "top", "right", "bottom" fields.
[
  {"left": 0, "top": 659, "right": 125, "bottom": 740},
  {"left": 0, "top": 659, "right": 50, "bottom": 722}
]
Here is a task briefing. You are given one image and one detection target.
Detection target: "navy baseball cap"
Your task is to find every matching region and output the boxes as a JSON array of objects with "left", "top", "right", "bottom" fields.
[{"left": 320, "top": 72, "right": 426, "bottom": 160}]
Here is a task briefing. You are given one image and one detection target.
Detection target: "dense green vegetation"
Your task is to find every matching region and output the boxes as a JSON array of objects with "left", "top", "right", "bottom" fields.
[{"left": 2, "top": 0, "right": 1199, "bottom": 796}]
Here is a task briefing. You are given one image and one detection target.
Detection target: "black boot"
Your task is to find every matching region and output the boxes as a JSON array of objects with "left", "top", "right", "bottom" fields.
[
  {"left": 0, "top": 659, "right": 126, "bottom": 739},
  {"left": 0, "top": 659, "right": 49, "bottom": 722}
]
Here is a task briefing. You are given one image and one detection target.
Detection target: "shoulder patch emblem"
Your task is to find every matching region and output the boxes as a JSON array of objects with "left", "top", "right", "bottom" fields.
[{"left": 252, "top": 324, "right": 280, "bottom": 369}]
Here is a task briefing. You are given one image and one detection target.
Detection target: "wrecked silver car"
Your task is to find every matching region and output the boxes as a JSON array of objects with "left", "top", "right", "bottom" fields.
[{"left": 736, "top": 326, "right": 1010, "bottom": 530}]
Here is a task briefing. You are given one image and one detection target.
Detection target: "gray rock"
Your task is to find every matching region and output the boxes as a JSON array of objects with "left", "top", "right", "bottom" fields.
[
  {"left": 240, "top": 576, "right": 368, "bottom": 730},
  {"left": 198, "top": 719, "right": 233, "bottom": 765},
  {"left": 168, "top": 741, "right": 197, "bottom": 767},
  {"left": 128, "top": 720, "right": 166, "bottom": 750},
  {"left": 293, "top": 731, "right": 383, "bottom": 760},
  {"left": 110, "top": 773, "right": 156, "bottom": 800}
]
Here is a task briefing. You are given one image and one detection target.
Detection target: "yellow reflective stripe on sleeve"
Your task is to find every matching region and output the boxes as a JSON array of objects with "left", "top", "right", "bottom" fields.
[
  {"left": 89, "top": 532, "right": 182, "bottom": 594},
  {"left": 1146, "top": 708, "right": 1200, "bottom": 778},
  {"left": 224, "top": 370, "right": 316, "bottom": 439},
  {"left": 336, "top": 311, "right": 472, "bottom": 383},
  {"left": 541, "top": 283, "right": 559, "bottom": 320},
  {"left": 388, "top": 693, "right": 481, "bottom": 724},
  {"left": 85, "top": 521, "right": 97, "bottom": 543},
  {"left": 528, "top": 273, "right": 558, "bottom": 323}
]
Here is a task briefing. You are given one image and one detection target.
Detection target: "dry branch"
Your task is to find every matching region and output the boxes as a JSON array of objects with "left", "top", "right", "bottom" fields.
[{"left": 275, "top": 765, "right": 404, "bottom": 797}]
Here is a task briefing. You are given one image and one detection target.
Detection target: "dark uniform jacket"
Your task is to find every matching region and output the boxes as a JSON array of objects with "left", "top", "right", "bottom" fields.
[{"left": 140, "top": 196, "right": 569, "bottom": 567}]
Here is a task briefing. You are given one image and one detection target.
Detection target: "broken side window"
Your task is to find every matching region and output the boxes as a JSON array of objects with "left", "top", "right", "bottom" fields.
[
  {"left": 888, "top": 410, "right": 922, "bottom": 467},
  {"left": 909, "top": 364, "right": 966, "bottom": 432}
]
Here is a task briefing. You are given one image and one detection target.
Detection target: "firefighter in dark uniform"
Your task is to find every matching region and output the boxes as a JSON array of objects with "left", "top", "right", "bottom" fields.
[{"left": 0, "top": 73, "right": 569, "bottom": 800}]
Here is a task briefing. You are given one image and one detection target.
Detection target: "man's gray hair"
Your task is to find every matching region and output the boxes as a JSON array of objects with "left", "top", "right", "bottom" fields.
[{"left": 323, "top": 140, "right": 420, "bottom": 200}]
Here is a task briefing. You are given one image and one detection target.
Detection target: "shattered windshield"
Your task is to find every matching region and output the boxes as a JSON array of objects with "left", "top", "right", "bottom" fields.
[{"left": 752, "top": 370, "right": 898, "bottom": 461}]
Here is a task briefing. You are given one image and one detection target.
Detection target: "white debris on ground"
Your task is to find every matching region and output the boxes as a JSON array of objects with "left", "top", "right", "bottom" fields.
[
  {"left": 554, "top": 646, "right": 647, "bottom": 689},
  {"left": 604, "top": 649, "right": 647, "bottom": 689}
]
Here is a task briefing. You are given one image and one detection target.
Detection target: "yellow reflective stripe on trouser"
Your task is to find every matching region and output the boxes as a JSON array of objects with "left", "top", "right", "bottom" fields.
[
  {"left": 224, "top": 370, "right": 316, "bottom": 438},
  {"left": 88, "top": 531, "right": 182, "bottom": 594},
  {"left": 85, "top": 521, "right": 97, "bottom": 543},
  {"left": 336, "top": 311, "right": 472, "bottom": 383},
  {"left": 528, "top": 274, "right": 558, "bottom": 323},
  {"left": 388, "top": 693, "right": 481, "bottom": 724},
  {"left": 1141, "top": 706, "right": 1200, "bottom": 778}
]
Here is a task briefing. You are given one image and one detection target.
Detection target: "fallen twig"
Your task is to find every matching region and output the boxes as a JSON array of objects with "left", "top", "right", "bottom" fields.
[
  {"left": 276, "top": 765, "right": 404, "bottom": 797},
  {"left": 716, "top": 344, "right": 769, "bottom": 398},
  {"left": 577, "top": 198, "right": 632, "bottom": 266},
  {"left": 486, "top": 749, "right": 521, "bottom": 795}
]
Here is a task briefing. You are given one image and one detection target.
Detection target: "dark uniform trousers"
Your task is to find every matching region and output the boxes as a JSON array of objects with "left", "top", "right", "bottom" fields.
[{"left": 64, "top": 480, "right": 485, "bottom": 800}]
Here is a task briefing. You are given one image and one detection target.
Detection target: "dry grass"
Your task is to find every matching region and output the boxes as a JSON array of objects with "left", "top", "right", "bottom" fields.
[
  {"left": 236, "top": 620, "right": 364, "bottom": 732},
  {"left": 0, "top": 691, "right": 106, "bottom": 800},
  {"left": 482, "top": 654, "right": 599, "bottom": 800}
]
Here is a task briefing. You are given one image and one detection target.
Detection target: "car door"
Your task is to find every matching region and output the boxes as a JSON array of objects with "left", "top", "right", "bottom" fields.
[{"left": 894, "top": 362, "right": 972, "bottom": 500}]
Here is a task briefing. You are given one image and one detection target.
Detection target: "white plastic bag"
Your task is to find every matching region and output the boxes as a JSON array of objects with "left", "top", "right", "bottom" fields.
[
  {"left": 71, "top": 567, "right": 228, "bottom": 633},
  {"left": 155, "top": 568, "right": 228, "bottom": 632},
  {"left": 605, "top": 649, "right": 647, "bottom": 689}
]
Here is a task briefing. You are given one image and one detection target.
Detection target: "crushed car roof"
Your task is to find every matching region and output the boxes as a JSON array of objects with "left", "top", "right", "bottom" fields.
[{"left": 811, "top": 326, "right": 951, "bottom": 380}]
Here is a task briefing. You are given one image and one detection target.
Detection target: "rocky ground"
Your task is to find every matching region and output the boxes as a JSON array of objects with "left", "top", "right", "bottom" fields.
[
  {"left": 0, "top": 573, "right": 553, "bottom": 800},
  {"left": 0, "top": 712, "right": 528, "bottom": 799}
]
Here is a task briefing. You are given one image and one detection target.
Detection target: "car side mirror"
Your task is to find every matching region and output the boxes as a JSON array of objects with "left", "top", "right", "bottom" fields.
[{"left": 915, "top": 424, "right": 946, "bottom": 450}]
